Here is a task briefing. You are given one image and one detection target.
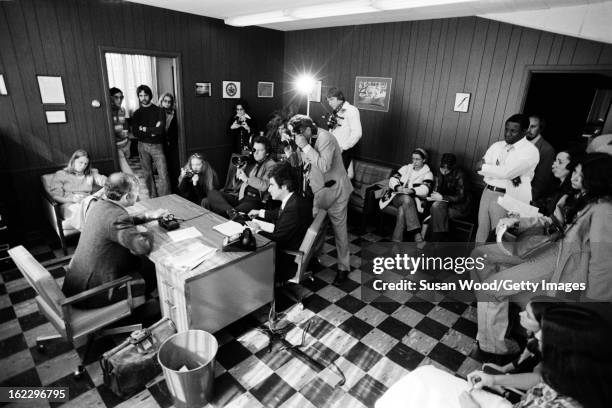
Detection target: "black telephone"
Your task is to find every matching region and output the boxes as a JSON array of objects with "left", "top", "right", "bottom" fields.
[
  {"left": 158, "top": 214, "right": 181, "bottom": 231},
  {"left": 222, "top": 228, "right": 257, "bottom": 252}
]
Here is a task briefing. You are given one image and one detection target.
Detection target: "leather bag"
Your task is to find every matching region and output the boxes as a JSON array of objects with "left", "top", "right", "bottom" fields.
[{"left": 100, "top": 318, "right": 176, "bottom": 397}]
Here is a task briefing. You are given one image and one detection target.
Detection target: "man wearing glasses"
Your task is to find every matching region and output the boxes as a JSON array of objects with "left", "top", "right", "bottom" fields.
[{"left": 109, "top": 87, "right": 134, "bottom": 174}]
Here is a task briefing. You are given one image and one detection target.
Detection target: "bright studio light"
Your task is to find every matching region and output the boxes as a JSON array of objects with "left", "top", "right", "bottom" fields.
[{"left": 295, "top": 74, "right": 316, "bottom": 94}]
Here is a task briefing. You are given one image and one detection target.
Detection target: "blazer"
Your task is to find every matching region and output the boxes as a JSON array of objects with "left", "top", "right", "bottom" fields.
[
  {"left": 63, "top": 199, "right": 153, "bottom": 306},
  {"left": 301, "top": 128, "right": 353, "bottom": 210},
  {"left": 260, "top": 193, "right": 313, "bottom": 281},
  {"left": 531, "top": 136, "right": 556, "bottom": 201}
]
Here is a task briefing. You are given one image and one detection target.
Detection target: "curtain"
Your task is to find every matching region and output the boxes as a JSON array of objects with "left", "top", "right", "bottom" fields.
[{"left": 105, "top": 53, "right": 158, "bottom": 115}]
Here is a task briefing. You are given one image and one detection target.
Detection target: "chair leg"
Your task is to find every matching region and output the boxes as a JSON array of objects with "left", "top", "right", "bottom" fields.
[
  {"left": 75, "top": 334, "right": 95, "bottom": 379},
  {"left": 36, "top": 334, "right": 64, "bottom": 352}
]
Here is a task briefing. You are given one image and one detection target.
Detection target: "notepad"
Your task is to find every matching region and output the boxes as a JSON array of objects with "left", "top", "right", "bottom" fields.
[
  {"left": 497, "top": 195, "right": 540, "bottom": 218},
  {"left": 167, "top": 226, "right": 202, "bottom": 242},
  {"left": 167, "top": 241, "right": 217, "bottom": 270},
  {"left": 213, "top": 220, "right": 246, "bottom": 237}
]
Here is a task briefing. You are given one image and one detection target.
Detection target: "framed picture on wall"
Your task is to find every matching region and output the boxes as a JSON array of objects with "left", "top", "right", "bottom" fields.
[
  {"left": 45, "top": 110, "right": 67, "bottom": 124},
  {"left": 222, "top": 81, "right": 241, "bottom": 99},
  {"left": 195, "top": 82, "right": 211, "bottom": 97},
  {"left": 453, "top": 92, "right": 471, "bottom": 112},
  {"left": 37, "top": 75, "right": 66, "bottom": 104},
  {"left": 354, "top": 76, "right": 392, "bottom": 112},
  {"left": 0, "top": 74, "right": 7, "bottom": 96},
  {"left": 257, "top": 82, "right": 274, "bottom": 98}
]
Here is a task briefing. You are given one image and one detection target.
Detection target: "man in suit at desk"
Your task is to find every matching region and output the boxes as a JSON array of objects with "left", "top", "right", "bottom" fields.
[
  {"left": 249, "top": 162, "right": 312, "bottom": 282},
  {"left": 63, "top": 173, "right": 166, "bottom": 308},
  {"left": 285, "top": 114, "right": 353, "bottom": 284}
]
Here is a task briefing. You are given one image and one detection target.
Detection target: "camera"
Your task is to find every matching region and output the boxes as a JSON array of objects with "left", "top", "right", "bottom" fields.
[
  {"left": 280, "top": 128, "right": 297, "bottom": 150},
  {"left": 184, "top": 169, "right": 194, "bottom": 178},
  {"left": 231, "top": 155, "right": 250, "bottom": 169},
  {"left": 323, "top": 112, "right": 343, "bottom": 130},
  {"left": 235, "top": 116, "right": 245, "bottom": 125}
]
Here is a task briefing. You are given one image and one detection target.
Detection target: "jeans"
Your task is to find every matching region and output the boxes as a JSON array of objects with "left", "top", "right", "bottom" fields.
[
  {"left": 138, "top": 142, "right": 170, "bottom": 198},
  {"left": 391, "top": 194, "right": 421, "bottom": 241}
]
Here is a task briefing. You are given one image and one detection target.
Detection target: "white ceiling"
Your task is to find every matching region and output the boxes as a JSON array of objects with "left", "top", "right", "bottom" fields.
[{"left": 126, "top": 0, "right": 612, "bottom": 44}]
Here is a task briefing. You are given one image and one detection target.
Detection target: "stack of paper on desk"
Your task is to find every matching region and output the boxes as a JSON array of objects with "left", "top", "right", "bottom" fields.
[
  {"left": 213, "top": 220, "right": 246, "bottom": 237},
  {"left": 167, "top": 241, "right": 217, "bottom": 270}
]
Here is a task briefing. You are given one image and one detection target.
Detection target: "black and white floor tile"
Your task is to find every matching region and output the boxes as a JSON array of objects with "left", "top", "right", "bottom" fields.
[{"left": 0, "top": 222, "right": 484, "bottom": 408}]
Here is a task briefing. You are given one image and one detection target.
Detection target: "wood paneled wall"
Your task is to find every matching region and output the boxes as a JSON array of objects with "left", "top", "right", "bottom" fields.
[
  {"left": 283, "top": 17, "right": 612, "bottom": 173},
  {"left": 0, "top": 0, "right": 284, "bottom": 235}
]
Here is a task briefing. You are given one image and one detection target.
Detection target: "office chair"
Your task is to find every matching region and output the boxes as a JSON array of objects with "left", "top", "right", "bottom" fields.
[{"left": 8, "top": 246, "right": 145, "bottom": 377}]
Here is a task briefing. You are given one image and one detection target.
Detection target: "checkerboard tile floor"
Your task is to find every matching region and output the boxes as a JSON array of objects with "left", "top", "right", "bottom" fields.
[{"left": 0, "top": 225, "right": 483, "bottom": 408}]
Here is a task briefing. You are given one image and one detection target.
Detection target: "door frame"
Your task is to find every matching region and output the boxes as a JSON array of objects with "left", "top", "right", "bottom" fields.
[
  {"left": 518, "top": 64, "right": 612, "bottom": 112},
  {"left": 98, "top": 46, "right": 186, "bottom": 172}
]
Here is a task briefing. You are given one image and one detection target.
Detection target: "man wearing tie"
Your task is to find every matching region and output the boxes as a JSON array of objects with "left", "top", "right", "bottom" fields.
[
  {"left": 287, "top": 115, "right": 353, "bottom": 284},
  {"left": 249, "top": 162, "right": 312, "bottom": 282},
  {"left": 474, "top": 114, "right": 540, "bottom": 242}
]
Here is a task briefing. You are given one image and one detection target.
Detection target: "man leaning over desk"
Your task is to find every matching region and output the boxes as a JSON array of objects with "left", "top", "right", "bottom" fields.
[{"left": 62, "top": 173, "right": 167, "bottom": 308}]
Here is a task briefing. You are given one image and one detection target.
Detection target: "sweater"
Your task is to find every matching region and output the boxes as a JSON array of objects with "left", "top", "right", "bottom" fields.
[{"left": 131, "top": 104, "right": 165, "bottom": 144}]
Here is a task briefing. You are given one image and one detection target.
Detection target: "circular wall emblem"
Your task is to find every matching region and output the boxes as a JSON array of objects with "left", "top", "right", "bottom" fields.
[{"left": 225, "top": 82, "right": 237, "bottom": 97}]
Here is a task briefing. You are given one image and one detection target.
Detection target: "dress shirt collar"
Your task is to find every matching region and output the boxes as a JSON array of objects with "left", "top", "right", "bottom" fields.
[
  {"left": 528, "top": 135, "right": 541, "bottom": 145},
  {"left": 281, "top": 192, "right": 293, "bottom": 210},
  {"left": 506, "top": 136, "right": 528, "bottom": 150}
]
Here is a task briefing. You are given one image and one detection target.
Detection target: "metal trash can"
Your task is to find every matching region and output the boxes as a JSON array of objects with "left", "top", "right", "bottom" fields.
[{"left": 158, "top": 330, "right": 218, "bottom": 408}]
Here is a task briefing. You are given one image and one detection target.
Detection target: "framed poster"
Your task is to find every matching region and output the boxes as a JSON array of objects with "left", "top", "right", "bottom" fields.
[
  {"left": 0, "top": 74, "right": 7, "bottom": 95},
  {"left": 257, "top": 82, "right": 274, "bottom": 98},
  {"left": 37, "top": 75, "right": 66, "bottom": 104},
  {"left": 45, "top": 110, "right": 67, "bottom": 124},
  {"left": 353, "top": 76, "right": 392, "bottom": 112},
  {"left": 195, "top": 82, "right": 211, "bottom": 97},
  {"left": 453, "top": 92, "right": 471, "bottom": 112},
  {"left": 222, "top": 81, "right": 241, "bottom": 99},
  {"left": 308, "top": 81, "right": 322, "bottom": 102}
]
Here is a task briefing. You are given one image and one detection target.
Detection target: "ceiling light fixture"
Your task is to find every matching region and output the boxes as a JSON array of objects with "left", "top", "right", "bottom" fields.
[
  {"left": 225, "top": 10, "right": 295, "bottom": 27},
  {"left": 291, "top": 0, "right": 378, "bottom": 20},
  {"left": 372, "top": 0, "right": 476, "bottom": 11}
]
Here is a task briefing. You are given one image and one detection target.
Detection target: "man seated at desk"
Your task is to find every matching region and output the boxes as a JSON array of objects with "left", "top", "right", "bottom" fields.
[
  {"left": 249, "top": 162, "right": 312, "bottom": 282},
  {"left": 62, "top": 172, "right": 167, "bottom": 308},
  {"left": 205, "top": 136, "right": 276, "bottom": 217}
]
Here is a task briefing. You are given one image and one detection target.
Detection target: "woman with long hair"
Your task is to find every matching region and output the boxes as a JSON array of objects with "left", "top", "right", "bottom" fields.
[
  {"left": 228, "top": 99, "right": 256, "bottom": 153},
  {"left": 532, "top": 148, "right": 581, "bottom": 216},
  {"left": 49, "top": 149, "right": 107, "bottom": 221},
  {"left": 178, "top": 153, "right": 218, "bottom": 205}
]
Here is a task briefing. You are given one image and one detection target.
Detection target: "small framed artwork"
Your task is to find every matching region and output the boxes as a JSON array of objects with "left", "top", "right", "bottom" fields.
[
  {"left": 308, "top": 81, "right": 322, "bottom": 102},
  {"left": 454, "top": 92, "right": 471, "bottom": 113},
  {"left": 222, "top": 81, "right": 241, "bottom": 99},
  {"left": 45, "top": 110, "right": 67, "bottom": 124},
  {"left": 195, "top": 82, "right": 211, "bottom": 97},
  {"left": 354, "top": 76, "right": 392, "bottom": 112},
  {"left": 0, "top": 74, "right": 7, "bottom": 96},
  {"left": 37, "top": 75, "right": 66, "bottom": 104},
  {"left": 257, "top": 82, "right": 274, "bottom": 98}
]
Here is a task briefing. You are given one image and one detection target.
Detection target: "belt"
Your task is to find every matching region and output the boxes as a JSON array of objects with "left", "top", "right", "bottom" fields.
[{"left": 486, "top": 184, "right": 506, "bottom": 193}]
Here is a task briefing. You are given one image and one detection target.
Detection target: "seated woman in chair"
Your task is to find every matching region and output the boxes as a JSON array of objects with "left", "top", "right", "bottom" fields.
[
  {"left": 532, "top": 148, "right": 580, "bottom": 216},
  {"left": 49, "top": 149, "right": 107, "bottom": 228},
  {"left": 387, "top": 148, "right": 433, "bottom": 242},
  {"left": 178, "top": 153, "right": 218, "bottom": 205}
]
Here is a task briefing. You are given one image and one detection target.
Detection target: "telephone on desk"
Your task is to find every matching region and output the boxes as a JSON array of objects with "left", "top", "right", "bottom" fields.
[{"left": 222, "top": 228, "right": 257, "bottom": 252}]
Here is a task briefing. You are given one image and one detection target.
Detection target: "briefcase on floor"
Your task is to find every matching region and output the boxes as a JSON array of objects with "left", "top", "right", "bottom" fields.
[{"left": 100, "top": 317, "right": 177, "bottom": 397}]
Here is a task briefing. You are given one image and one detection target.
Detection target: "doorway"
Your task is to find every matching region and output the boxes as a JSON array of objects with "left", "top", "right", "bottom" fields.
[
  {"left": 522, "top": 72, "right": 612, "bottom": 152},
  {"left": 99, "top": 47, "right": 184, "bottom": 198}
]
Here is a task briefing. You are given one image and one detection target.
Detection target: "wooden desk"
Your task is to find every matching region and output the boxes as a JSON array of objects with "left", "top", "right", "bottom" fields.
[{"left": 138, "top": 195, "right": 275, "bottom": 333}]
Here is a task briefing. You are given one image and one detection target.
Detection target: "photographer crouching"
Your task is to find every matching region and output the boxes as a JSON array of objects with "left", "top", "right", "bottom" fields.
[{"left": 284, "top": 114, "right": 353, "bottom": 284}]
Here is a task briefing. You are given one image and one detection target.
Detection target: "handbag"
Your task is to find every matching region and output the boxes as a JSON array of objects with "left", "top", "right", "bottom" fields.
[
  {"left": 511, "top": 216, "right": 564, "bottom": 259},
  {"left": 100, "top": 317, "right": 177, "bottom": 397}
]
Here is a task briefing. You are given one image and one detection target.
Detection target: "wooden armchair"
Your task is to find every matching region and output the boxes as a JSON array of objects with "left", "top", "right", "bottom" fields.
[
  {"left": 8, "top": 246, "right": 145, "bottom": 377},
  {"left": 40, "top": 174, "right": 79, "bottom": 255}
]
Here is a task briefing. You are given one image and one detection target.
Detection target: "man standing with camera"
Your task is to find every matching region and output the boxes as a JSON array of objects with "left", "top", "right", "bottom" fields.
[
  {"left": 287, "top": 114, "right": 353, "bottom": 284},
  {"left": 326, "top": 88, "right": 362, "bottom": 170}
]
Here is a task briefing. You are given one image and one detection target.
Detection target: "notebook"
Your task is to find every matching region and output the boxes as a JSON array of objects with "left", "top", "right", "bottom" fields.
[{"left": 213, "top": 220, "right": 246, "bottom": 237}]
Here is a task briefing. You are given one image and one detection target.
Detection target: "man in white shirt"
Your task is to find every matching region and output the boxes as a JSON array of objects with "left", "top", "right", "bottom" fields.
[
  {"left": 475, "top": 114, "right": 539, "bottom": 242},
  {"left": 326, "top": 88, "right": 362, "bottom": 169}
]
